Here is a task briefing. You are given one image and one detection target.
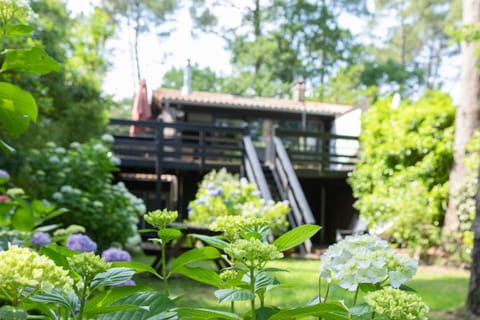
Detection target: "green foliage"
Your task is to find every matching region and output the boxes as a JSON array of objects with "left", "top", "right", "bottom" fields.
[
  {"left": 348, "top": 91, "right": 455, "bottom": 252},
  {"left": 187, "top": 168, "right": 290, "bottom": 235},
  {"left": 162, "top": 63, "right": 224, "bottom": 92},
  {"left": 446, "top": 131, "right": 480, "bottom": 263},
  {"left": 1, "top": 0, "right": 114, "bottom": 152},
  {"left": 19, "top": 138, "right": 145, "bottom": 251},
  {"left": 0, "top": 0, "right": 60, "bottom": 153}
]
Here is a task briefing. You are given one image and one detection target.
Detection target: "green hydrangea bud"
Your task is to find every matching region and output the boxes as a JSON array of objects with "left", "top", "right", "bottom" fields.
[
  {"left": 225, "top": 238, "right": 283, "bottom": 269},
  {"left": 0, "top": 245, "right": 73, "bottom": 304},
  {"left": 144, "top": 209, "right": 178, "bottom": 229},
  {"left": 220, "top": 269, "right": 239, "bottom": 283},
  {"left": 365, "top": 287, "right": 429, "bottom": 320},
  {"left": 0, "top": 0, "right": 35, "bottom": 26},
  {"left": 68, "top": 252, "right": 110, "bottom": 279}
]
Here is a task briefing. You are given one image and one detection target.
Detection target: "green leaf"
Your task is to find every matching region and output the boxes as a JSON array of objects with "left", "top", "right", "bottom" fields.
[
  {"left": 175, "top": 307, "right": 240, "bottom": 319},
  {"left": 256, "top": 307, "right": 280, "bottom": 320},
  {"left": 0, "top": 139, "right": 15, "bottom": 154},
  {"left": 11, "top": 206, "right": 34, "bottom": 231},
  {"left": 0, "top": 306, "right": 28, "bottom": 320},
  {"left": 29, "top": 290, "right": 79, "bottom": 314},
  {"left": 174, "top": 266, "right": 222, "bottom": 287},
  {"left": 254, "top": 271, "right": 278, "bottom": 292},
  {"left": 170, "top": 247, "right": 221, "bottom": 273},
  {"left": 0, "top": 82, "right": 37, "bottom": 137},
  {"left": 90, "top": 268, "right": 135, "bottom": 292},
  {"left": 273, "top": 224, "right": 321, "bottom": 252},
  {"left": 214, "top": 288, "right": 255, "bottom": 302},
  {"left": 84, "top": 285, "right": 154, "bottom": 314},
  {"left": 1, "top": 48, "right": 60, "bottom": 74},
  {"left": 112, "top": 261, "right": 162, "bottom": 279},
  {"left": 189, "top": 233, "right": 228, "bottom": 249},
  {"left": 349, "top": 303, "right": 373, "bottom": 316},
  {"left": 268, "top": 301, "right": 350, "bottom": 320},
  {"left": 358, "top": 283, "right": 377, "bottom": 293},
  {"left": 95, "top": 292, "right": 176, "bottom": 320},
  {"left": 5, "top": 24, "right": 33, "bottom": 37},
  {"left": 157, "top": 228, "right": 182, "bottom": 243}
]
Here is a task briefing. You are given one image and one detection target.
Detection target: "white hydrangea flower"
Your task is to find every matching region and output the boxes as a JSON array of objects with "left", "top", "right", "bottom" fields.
[{"left": 320, "top": 234, "right": 417, "bottom": 291}]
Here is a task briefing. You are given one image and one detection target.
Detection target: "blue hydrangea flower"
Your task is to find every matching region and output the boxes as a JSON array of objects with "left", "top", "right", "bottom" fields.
[
  {"left": 67, "top": 234, "right": 97, "bottom": 253},
  {"left": 102, "top": 248, "right": 132, "bottom": 262},
  {"left": 31, "top": 232, "right": 51, "bottom": 247}
]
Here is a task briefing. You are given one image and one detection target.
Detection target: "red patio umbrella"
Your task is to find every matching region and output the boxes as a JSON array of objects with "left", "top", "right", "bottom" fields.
[{"left": 129, "top": 79, "right": 152, "bottom": 135}]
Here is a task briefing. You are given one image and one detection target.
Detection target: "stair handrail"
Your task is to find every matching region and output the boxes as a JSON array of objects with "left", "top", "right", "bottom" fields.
[
  {"left": 272, "top": 136, "right": 316, "bottom": 225},
  {"left": 242, "top": 132, "right": 272, "bottom": 201}
]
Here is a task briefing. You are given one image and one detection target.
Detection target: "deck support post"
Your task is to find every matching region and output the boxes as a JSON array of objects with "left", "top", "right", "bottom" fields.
[{"left": 155, "top": 118, "right": 164, "bottom": 209}]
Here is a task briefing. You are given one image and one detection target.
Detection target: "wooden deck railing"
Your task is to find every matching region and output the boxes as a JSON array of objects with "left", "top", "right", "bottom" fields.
[
  {"left": 275, "top": 128, "right": 359, "bottom": 172},
  {"left": 109, "top": 118, "right": 245, "bottom": 172}
]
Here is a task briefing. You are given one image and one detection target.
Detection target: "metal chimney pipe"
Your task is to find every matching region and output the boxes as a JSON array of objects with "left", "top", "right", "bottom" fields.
[{"left": 181, "top": 59, "right": 192, "bottom": 95}]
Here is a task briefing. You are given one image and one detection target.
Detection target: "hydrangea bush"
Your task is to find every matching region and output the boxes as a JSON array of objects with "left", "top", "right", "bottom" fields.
[
  {"left": 187, "top": 168, "right": 289, "bottom": 235},
  {"left": 20, "top": 138, "right": 146, "bottom": 251}
]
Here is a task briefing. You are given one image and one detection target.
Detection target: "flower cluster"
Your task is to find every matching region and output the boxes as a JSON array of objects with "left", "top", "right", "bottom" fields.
[
  {"left": 31, "top": 232, "right": 51, "bottom": 247},
  {"left": 187, "top": 169, "right": 289, "bottom": 234},
  {"left": 67, "top": 234, "right": 97, "bottom": 253},
  {"left": 225, "top": 238, "right": 283, "bottom": 269},
  {"left": 144, "top": 209, "right": 178, "bottom": 229},
  {"left": 102, "top": 248, "right": 132, "bottom": 262},
  {"left": 0, "top": 245, "right": 72, "bottom": 303},
  {"left": 320, "top": 234, "right": 417, "bottom": 291},
  {"left": 365, "top": 287, "right": 429, "bottom": 320},
  {"left": 210, "top": 215, "right": 268, "bottom": 241},
  {"left": 68, "top": 252, "right": 110, "bottom": 279}
]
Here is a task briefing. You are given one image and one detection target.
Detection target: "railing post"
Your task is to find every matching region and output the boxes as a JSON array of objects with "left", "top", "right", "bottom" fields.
[
  {"left": 155, "top": 118, "right": 164, "bottom": 209},
  {"left": 265, "top": 125, "right": 277, "bottom": 168}
]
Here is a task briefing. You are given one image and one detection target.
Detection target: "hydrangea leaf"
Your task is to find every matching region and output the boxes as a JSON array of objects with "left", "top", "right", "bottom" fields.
[
  {"left": 189, "top": 233, "right": 228, "bottom": 249},
  {"left": 29, "top": 290, "right": 79, "bottom": 315},
  {"left": 95, "top": 292, "right": 176, "bottom": 320},
  {"left": 273, "top": 224, "right": 321, "bottom": 252},
  {"left": 157, "top": 228, "right": 182, "bottom": 243},
  {"left": 349, "top": 303, "right": 373, "bottom": 316},
  {"left": 5, "top": 24, "right": 33, "bottom": 37},
  {"left": 268, "top": 301, "right": 350, "bottom": 320},
  {"left": 0, "top": 82, "right": 37, "bottom": 137},
  {"left": 170, "top": 247, "right": 221, "bottom": 273},
  {"left": 1, "top": 48, "right": 60, "bottom": 74},
  {"left": 90, "top": 268, "right": 135, "bottom": 292},
  {"left": 214, "top": 288, "right": 255, "bottom": 302},
  {"left": 112, "top": 261, "right": 162, "bottom": 279},
  {"left": 176, "top": 307, "right": 240, "bottom": 319},
  {"left": 173, "top": 266, "right": 222, "bottom": 287},
  {"left": 0, "top": 306, "right": 28, "bottom": 320}
]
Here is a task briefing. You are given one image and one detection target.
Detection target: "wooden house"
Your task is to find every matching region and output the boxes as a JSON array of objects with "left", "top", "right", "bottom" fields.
[{"left": 109, "top": 77, "right": 361, "bottom": 246}]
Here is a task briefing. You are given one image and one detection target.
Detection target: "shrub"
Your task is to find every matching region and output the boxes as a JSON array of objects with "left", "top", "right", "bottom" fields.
[
  {"left": 187, "top": 168, "right": 289, "bottom": 235},
  {"left": 348, "top": 91, "right": 455, "bottom": 253},
  {"left": 19, "top": 137, "right": 146, "bottom": 251}
]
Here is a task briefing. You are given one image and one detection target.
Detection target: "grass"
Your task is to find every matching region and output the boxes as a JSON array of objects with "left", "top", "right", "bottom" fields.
[{"left": 133, "top": 254, "right": 470, "bottom": 319}]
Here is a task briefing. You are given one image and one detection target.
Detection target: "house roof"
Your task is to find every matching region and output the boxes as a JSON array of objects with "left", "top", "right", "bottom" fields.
[{"left": 152, "top": 88, "right": 354, "bottom": 116}]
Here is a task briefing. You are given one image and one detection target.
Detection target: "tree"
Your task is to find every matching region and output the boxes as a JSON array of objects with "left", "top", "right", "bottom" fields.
[
  {"left": 101, "top": 0, "right": 178, "bottom": 81},
  {"left": 460, "top": 0, "right": 480, "bottom": 314},
  {"left": 190, "top": 0, "right": 366, "bottom": 98},
  {"left": 367, "top": 0, "right": 459, "bottom": 94},
  {"left": 444, "top": 0, "right": 480, "bottom": 236},
  {"left": 162, "top": 63, "right": 223, "bottom": 92}
]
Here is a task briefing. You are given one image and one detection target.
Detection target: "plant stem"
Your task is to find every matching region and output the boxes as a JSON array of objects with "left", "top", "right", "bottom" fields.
[
  {"left": 353, "top": 287, "right": 359, "bottom": 306},
  {"left": 323, "top": 283, "right": 330, "bottom": 302},
  {"left": 161, "top": 240, "right": 169, "bottom": 295},
  {"left": 231, "top": 301, "right": 235, "bottom": 314},
  {"left": 250, "top": 268, "right": 256, "bottom": 320},
  {"left": 77, "top": 276, "right": 90, "bottom": 320},
  {"left": 318, "top": 277, "right": 322, "bottom": 302}
]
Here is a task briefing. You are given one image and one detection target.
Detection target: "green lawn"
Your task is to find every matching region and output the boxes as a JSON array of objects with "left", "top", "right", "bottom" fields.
[{"left": 133, "top": 255, "right": 470, "bottom": 319}]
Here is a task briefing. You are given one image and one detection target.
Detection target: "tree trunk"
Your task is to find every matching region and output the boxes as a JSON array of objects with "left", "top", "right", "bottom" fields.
[
  {"left": 468, "top": 164, "right": 480, "bottom": 314},
  {"left": 443, "top": 0, "right": 480, "bottom": 235}
]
